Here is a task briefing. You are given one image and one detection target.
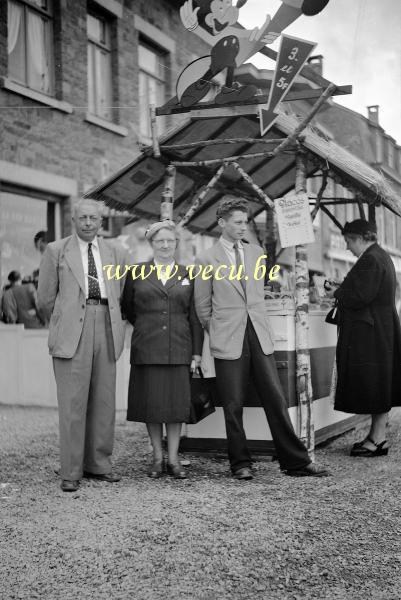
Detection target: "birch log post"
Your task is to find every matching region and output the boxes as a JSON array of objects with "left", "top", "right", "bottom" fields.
[
  {"left": 160, "top": 165, "right": 176, "bottom": 221},
  {"left": 295, "top": 151, "right": 315, "bottom": 456},
  {"left": 177, "top": 164, "right": 227, "bottom": 228}
]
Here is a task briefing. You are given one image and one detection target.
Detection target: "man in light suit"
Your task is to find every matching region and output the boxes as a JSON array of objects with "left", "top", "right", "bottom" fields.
[
  {"left": 38, "top": 199, "right": 126, "bottom": 492},
  {"left": 195, "top": 197, "right": 329, "bottom": 480}
]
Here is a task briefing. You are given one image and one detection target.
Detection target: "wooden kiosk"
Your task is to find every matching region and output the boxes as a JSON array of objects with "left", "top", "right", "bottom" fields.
[{"left": 85, "top": 0, "right": 401, "bottom": 456}]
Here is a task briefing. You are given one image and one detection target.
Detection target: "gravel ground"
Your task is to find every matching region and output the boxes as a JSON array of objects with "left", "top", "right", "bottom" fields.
[{"left": 1, "top": 405, "right": 401, "bottom": 600}]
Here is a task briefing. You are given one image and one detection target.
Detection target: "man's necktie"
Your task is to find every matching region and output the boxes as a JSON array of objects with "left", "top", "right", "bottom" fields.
[
  {"left": 234, "top": 242, "right": 246, "bottom": 295},
  {"left": 88, "top": 242, "right": 101, "bottom": 299}
]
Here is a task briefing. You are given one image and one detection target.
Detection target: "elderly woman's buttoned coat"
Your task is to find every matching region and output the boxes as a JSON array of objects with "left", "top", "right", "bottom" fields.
[
  {"left": 121, "top": 262, "right": 204, "bottom": 423},
  {"left": 122, "top": 262, "right": 203, "bottom": 364},
  {"left": 334, "top": 243, "right": 401, "bottom": 414}
]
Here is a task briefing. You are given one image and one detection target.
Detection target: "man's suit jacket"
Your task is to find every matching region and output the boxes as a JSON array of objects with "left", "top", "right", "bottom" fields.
[
  {"left": 122, "top": 262, "right": 203, "bottom": 365},
  {"left": 38, "top": 235, "right": 126, "bottom": 360},
  {"left": 194, "top": 240, "right": 274, "bottom": 360}
]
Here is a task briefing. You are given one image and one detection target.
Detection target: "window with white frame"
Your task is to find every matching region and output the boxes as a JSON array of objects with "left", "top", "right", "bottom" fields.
[
  {"left": 387, "top": 140, "right": 395, "bottom": 169},
  {"left": 7, "top": 0, "right": 54, "bottom": 95},
  {"left": 376, "top": 206, "right": 384, "bottom": 244},
  {"left": 375, "top": 130, "right": 384, "bottom": 163},
  {"left": 138, "top": 41, "right": 167, "bottom": 139},
  {"left": 384, "top": 210, "right": 396, "bottom": 248},
  {"left": 87, "top": 11, "right": 113, "bottom": 121}
]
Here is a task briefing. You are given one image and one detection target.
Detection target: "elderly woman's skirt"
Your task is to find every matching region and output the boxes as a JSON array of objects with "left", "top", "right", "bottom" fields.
[{"left": 127, "top": 364, "right": 191, "bottom": 423}]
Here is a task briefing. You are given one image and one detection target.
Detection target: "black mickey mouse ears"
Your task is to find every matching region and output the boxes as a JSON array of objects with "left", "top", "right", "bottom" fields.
[{"left": 302, "top": 0, "right": 330, "bottom": 16}]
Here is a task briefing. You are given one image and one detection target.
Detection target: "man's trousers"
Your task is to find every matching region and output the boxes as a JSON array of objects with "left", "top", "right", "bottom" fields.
[
  {"left": 214, "top": 319, "right": 310, "bottom": 473},
  {"left": 53, "top": 304, "right": 116, "bottom": 481}
]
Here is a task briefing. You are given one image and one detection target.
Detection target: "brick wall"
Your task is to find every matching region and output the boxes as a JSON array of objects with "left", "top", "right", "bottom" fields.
[{"left": 0, "top": 0, "right": 209, "bottom": 235}]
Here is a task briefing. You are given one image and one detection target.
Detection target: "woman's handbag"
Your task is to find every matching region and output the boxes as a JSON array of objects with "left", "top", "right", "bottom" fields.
[
  {"left": 188, "top": 369, "right": 216, "bottom": 424},
  {"left": 325, "top": 300, "right": 339, "bottom": 325}
]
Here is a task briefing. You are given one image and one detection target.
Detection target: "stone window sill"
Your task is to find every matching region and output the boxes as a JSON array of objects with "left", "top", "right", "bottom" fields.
[
  {"left": 85, "top": 112, "right": 128, "bottom": 136},
  {"left": 0, "top": 78, "right": 73, "bottom": 113}
]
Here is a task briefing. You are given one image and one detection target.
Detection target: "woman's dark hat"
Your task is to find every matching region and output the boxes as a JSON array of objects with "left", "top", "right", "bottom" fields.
[{"left": 342, "top": 219, "right": 377, "bottom": 236}]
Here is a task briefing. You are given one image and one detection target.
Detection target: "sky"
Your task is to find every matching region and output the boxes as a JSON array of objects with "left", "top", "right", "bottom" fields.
[{"left": 240, "top": 0, "right": 401, "bottom": 143}]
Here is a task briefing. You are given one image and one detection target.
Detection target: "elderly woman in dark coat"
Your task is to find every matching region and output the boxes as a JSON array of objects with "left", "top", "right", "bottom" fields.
[
  {"left": 325, "top": 219, "right": 401, "bottom": 457},
  {"left": 122, "top": 221, "right": 203, "bottom": 479}
]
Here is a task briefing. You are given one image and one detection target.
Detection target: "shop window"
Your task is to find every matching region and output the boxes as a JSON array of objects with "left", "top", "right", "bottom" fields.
[
  {"left": 87, "top": 11, "right": 113, "bottom": 121},
  {"left": 0, "top": 191, "right": 59, "bottom": 286},
  {"left": 138, "top": 40, "right": 167, "bottom": 139},
  {"left": 7, "top": 0, "right": 54, "bottom": 95}
]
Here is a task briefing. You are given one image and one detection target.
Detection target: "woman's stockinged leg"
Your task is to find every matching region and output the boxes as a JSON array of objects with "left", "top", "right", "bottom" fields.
[
  {"left": 146, "top": 423, "right": 163, "bottom": 461},
  {"left": 368, "top": 412, "right": 389, "bottom": 446},
  {"left": 166, "top": 423, "right": 182, "bottom": 465}
]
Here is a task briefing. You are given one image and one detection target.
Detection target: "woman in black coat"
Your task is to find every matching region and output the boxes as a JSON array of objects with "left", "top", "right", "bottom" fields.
[
  {"left": 122, "top": 221, "right": 203, "bottom": 479},
  {"left": 325, "top": 220, "right": 401, "bottom": 457}
]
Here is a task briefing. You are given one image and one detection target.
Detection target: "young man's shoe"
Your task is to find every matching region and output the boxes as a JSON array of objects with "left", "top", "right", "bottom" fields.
[
  {"left": 285, "top": 463, "right": 330, "bottom": 477},
  {"left": 83, "top": 471, "right": 121, "bottom": 483},
  {"left": 233, "top": 467, "right": 253, "bottom": 480}
]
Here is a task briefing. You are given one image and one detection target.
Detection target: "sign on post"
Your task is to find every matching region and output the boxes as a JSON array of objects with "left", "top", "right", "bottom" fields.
[
  {"left": 259, "top": 35, "right": 316, "bottom": 136},
  {"left": 275, "top": 192, "right": 315, "bottom": 247}
]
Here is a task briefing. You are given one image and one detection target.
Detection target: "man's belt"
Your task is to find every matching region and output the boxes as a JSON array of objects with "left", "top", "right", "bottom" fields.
[{"left": 86, "top": 298, "right": 108, "bottom": 305}]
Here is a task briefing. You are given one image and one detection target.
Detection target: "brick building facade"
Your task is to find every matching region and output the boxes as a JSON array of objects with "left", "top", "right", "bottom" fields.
[{"left": 0, "top": 0, "right": 208, "bottom": 285}]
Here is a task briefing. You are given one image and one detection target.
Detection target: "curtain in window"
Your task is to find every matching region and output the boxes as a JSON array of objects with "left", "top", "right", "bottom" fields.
[
  {"left": 89, "top": 45, "right": 111, "bottom": 120},
  {"left": 98, "top": 49, "right": 112, "bottom": 119},
  {"left": 8, "top": 1, "right": 26, "bottom": 83},
  {"left": 7, "top": 1, "right": 23, "bottom": 54},
  {"left": 27, "top": 11, "right": 51, "bottom": 93},
  {"left": 87, "top": 44, "right": 96, "bottom": 115}
]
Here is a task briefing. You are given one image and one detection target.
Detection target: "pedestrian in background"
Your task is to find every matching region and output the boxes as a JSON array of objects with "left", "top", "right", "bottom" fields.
[{"left": 1, "top": 270, "right": 44, "bottom": 328}]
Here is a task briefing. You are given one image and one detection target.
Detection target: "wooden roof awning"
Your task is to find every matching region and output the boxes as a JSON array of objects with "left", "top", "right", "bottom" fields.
[{"left": 85, "top": 111, "right": 401, "bottom": 235}]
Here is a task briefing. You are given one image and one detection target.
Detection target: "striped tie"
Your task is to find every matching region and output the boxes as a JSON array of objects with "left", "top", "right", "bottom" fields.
[{"left": 88, "top": 242, "right": 101, "bottom": 299}]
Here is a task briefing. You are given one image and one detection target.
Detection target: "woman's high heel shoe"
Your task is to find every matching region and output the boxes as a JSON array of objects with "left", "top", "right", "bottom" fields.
[
  {"left": 148, "top": 459, "right": 164, "bottom": 478},
  {"left": 166, "top": 462, "right": 187, "bottom": 479},
  {"left": 350, "top": 438, "right": 389, "bottom": 457}
]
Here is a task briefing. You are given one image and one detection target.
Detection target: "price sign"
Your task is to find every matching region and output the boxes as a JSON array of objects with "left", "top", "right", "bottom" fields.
[
  {"left": 259, "top": 34, "right": 316, "bottom": 136},
  {"left": 275, "top": 192, "right": 315, "bottom": 248}
]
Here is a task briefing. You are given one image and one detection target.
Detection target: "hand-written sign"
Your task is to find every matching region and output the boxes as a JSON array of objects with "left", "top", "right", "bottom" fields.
[
  {"left": 275, "top": 192, "right": 315, "bottom": 248},
  {"left": 259, "top": 34, "right": 316, "bottom": 136}
]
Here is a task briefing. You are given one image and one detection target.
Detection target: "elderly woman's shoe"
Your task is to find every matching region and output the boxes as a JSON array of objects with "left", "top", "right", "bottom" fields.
[
  {"left": 350, "top": 439, "right": 389, "bottom": 457},
  {"left": 148, "top": 459, "right": 164, "bottom": 478},
  {"left": 167, "top": 462, "right": 187, "bottom": 479}
]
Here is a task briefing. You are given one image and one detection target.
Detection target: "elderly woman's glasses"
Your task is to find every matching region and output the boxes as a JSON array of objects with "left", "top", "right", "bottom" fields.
[{"left": 152, "top": 239, "right": 176, "bottom": 246}]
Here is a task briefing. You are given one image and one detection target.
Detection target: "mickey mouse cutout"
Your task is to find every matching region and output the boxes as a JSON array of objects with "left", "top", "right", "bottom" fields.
[{"left": 177, "top": 0, "right": 330, "bottom": 107}]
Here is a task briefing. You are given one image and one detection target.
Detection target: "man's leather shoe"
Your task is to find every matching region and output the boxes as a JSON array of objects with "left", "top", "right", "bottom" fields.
[
  {"left": 233, "top": 467, "right": 253, "bottom": 480},
  {"left": 60, "top": 480, "right": 79, "bottom": 492},
  {"left": 83, "top": 471, "right": 121, "bottom": 483},
  {"left": 285, "top": 463, "right": 330, "bottom": 477}
]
